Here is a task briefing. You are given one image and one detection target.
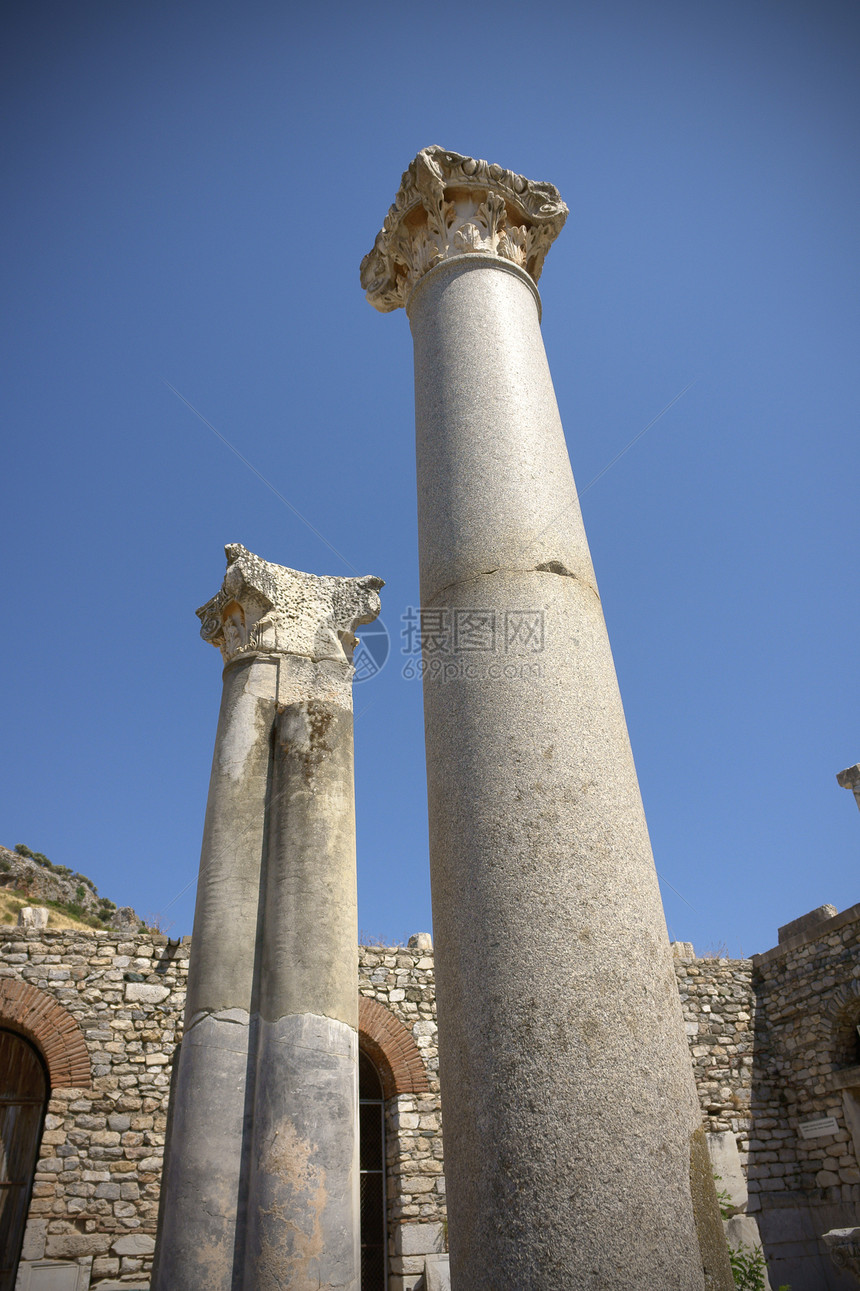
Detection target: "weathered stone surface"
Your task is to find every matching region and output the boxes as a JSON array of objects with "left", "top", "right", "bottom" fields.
[
  {"left": 369, "top": 148, "right": 720, "bottom": 1288},
  {"left": 154, "top": 547, "right": 379, "bottom": 1291},
  {"left": 778, "top": 904, "right": 838, "bottom": 943},
  {"left": 360, "top": 146, "right": 567, "bottom": 312},
  {"left": 123, "top": 982, "right": 169, "bottom": 1004},
  {"left": 723, "top": 1214, "right": 769, "bottom": 1280},
  {"left": 17, "top": 907, "right": 49, "bottom": 929},
  {"left": 423, "top": 1254, "right": 451, "bottom": 1291},
  {"left": 243, "top": 1014, "right": 359, "bottom": 1288},
  {"left": 394, "top": 1222, "right": 445, "bottom": 1256},
  {"left": 45, "top": 1234, "right": 111, "bottom": 1258},
  {"left": 196, "top": 542, "right": 382, "bottom": 668},
  {"left": 111, "top": 1234, "right": 156, "bottom": 1255},
  {"left": 691, "top": 1126, "right": 736, "bottom": 1290},
  {"left": 108, "top": 906, "right": 139, "bottom": 932},
  {"left": 17, "top": 1260, "right": 93, "bottom": 1291},
  {"left": 708, "top": 1130, "right": 748, "bottom": 1212},
  {"left": 822, "top": 1228, "right": 860, "bottom": 1283},
  {"left": 837, "top": 763, "right": 860, "bottom": 812},
  {"left": 20, "top": 1218, "right": 47, "bottom": 1261}
]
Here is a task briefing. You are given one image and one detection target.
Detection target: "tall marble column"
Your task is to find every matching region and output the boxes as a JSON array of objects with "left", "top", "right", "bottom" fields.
[
  {"left": 152, "top": 544, "right": 383, "bottom": 1291},
  {"left": 361, "top": 148, "right": 732, "bottom": 1290}
]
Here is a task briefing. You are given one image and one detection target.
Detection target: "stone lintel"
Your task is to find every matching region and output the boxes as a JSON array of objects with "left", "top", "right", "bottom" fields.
[
  {"left": 196, "top": 543, "right": 383, "bottom": 667},
  {"left": 360, "top": 145, "right": 568, "bottom": 313}
]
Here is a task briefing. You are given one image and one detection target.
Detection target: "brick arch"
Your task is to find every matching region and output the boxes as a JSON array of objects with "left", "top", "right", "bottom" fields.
[
  {"left": 0, "top": 980, "right": 91, "bottom": 1089},
  {"left": 358, "top": 996, "right": 430, "bottom": 1098}
]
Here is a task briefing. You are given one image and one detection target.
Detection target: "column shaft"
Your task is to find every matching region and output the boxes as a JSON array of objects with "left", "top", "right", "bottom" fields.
[
  {"left": 154, "top": 546, "right": 381, "bottom": 1291},
  {"left": 409, "top": 256, "right": 712, "bottom": 1289},
  {"left": 153, "top": 654, "right": 277, "bottom": 1291},
  {"left": 243, "top": 678, "right": 360, "bottom": 1290}
]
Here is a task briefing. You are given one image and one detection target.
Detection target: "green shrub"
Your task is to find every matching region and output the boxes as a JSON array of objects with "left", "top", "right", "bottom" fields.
[
  {"left": 14, "top": 844, "right": 33, "bottom": 858},
  {"left": 728, "top": 1244, "right": 789, "bottom": 1291}
]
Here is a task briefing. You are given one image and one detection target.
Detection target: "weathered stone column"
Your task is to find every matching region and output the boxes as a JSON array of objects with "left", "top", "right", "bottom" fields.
[
  {"left": 362, "top": 148, "right": 731, "bottom": 1290},
  {"left": 153, "top": 544, "right": 382, "bottom": 1291}
]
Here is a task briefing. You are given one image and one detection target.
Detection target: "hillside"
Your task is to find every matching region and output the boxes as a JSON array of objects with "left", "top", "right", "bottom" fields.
[{"left": 0, "top": 843, "right": 141, "bottom": 932}]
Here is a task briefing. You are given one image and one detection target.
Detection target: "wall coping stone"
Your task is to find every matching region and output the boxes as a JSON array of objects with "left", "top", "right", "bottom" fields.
[{"left": 753, "top": 902, "right": 860, "bottom": 967}]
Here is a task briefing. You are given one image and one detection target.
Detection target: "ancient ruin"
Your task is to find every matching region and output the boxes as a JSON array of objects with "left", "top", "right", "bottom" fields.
[
  {"left": 151, "top": 544, "right": 382, "bottom": 1291},
  {"left": 4, "top": 893, "right": 860, "bottom": 1290},
  {"left": 2, "top": 148, "right": 857, "bottom": 1291},
  {"left": 362, "top": 146, "right": 731, "bottom": 1289}
]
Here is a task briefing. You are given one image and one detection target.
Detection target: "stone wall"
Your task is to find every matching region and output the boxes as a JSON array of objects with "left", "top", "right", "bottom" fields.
[
  {"left": 0, "top": 928, "right": 445, "bottom": 1291},
  {"left": 4, "top": 909, "right": 859, "bottom": 1291},
  {"left": 358, "top": 943, "right": 445, "bottom": 1291},
  {"left": 749, "top": 903, "right": 860, "bottom": 1290},
  {"left": 0, "top": 926, "right": 187, "bottom": 1290},
  {"left": 672, "top": 904, "right": 860, "bottom": 1290},
  {"left": 675, "top": 950, "right": 756, "bottom": 1140}
]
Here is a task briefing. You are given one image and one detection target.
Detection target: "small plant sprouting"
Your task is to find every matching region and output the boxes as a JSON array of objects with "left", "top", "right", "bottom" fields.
[
  {"left": 713, "top": 1173, "right": 734, "bottom": 1220},
  {"left": 728, "top": 1244, "right": 767, "bottom": 1290}
]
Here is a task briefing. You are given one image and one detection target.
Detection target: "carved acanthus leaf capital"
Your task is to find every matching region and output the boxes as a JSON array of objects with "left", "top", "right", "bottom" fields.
[
  {"left": 196, "top": 544, "right": 383, "bottom": 667},
  {"left": 360, "top": 146, "right": 568, "bottom": 313}
]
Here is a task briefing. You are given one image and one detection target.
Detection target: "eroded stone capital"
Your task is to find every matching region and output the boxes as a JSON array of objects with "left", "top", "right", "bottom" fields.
[
  {"left": 822, "top": 1228, "right": 860, "bottom": 1281},
  {"left": 360, "top": 145, "right": 568, "bottom": 313},
  {"left": 196, "top": 544, "right": 383, "bottom": 666},
  {"left": 838, "top": 764, "right": 860, "bottom": 812}
]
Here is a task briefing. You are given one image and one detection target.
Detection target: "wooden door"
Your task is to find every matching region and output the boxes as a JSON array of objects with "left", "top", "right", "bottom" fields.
[{"left": 0, "top": 1031, "right": 48, "bottom": 1291}]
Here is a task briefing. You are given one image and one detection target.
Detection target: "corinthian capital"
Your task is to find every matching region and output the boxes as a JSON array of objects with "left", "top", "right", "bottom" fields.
[
  {"left": 360, "top": 145, "right": 568, "bottom": 313},
  {"left": 196, "top": 544, "right": 383, "bottom": 666}
]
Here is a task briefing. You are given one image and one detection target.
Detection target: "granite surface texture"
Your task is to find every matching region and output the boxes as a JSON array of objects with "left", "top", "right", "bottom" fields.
[{"left": 407, "top": 246, "right": 716, "bottom": 1288}]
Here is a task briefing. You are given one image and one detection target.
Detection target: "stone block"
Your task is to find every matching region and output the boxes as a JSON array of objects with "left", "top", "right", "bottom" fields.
[
  {"left": 394, "top": 1222, "right": 445, "bottom": 1256},
  {"left": 778, "top": 905, "right": 838, "bottom": 944},
  {"left": 44, "top": 1234, "right": 110, "bottom": 1259},
  {"left": 21, "top": 1220, "right": 48, "bottom": 1261},
  {"left": 756, "top": 1204, "right": 817, "bottom": 1244},
  {"left": 110, "top": 1233, "right": 155, "bottom": 1256},
  {"left": 18, "top": 908, "right": 50, "bottom": 929},
  {"left": 16, "top": 1258, "right": 92, "bottom": 1290},
  {"left": 708, "top": 1130, "right": 748, "bottom": 1211},
  {"left": 424, "top": 1254, "right": 451, "bottom": 1291},
  {"left": 124, "top": 983, "right": 169, "bottom": 1004},
  {"left": 724, "top": 1214, "right": 766, "bottom": 1256},
  {"left": 92, "top": 1284, "right": 150, "bottom": 1290}
]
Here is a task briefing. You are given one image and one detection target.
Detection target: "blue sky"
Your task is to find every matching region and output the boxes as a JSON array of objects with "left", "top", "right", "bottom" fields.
[{"left": 2, "top": 0, "right": 858, "bottom": 954}]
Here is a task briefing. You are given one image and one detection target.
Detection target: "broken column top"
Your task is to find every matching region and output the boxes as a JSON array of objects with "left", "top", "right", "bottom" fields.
[
  {"left": 837, "top": 763, "right": 860, "bottom": 812},
  {"left": 837, "top": 764, "right": 860, "bottom": 790},
  {"left": 196, "top": 543, "right": 383, "bottom": 666},
  {"left": 360, "top": 145, "right": 568, "bottom": 313}
]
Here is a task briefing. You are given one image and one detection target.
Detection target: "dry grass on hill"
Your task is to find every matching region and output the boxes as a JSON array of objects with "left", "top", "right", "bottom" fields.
[{"left": 0, "top": 888, "right": 97, "bottom": 932}]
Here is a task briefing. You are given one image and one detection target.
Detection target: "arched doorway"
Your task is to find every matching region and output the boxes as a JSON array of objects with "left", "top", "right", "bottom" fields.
[
  {"left": 359, "top": 1049, "right": 387, "bottom": 1290},
  {"left": 0, "top": 1030, "right": 48, "bottom": 1291}
]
